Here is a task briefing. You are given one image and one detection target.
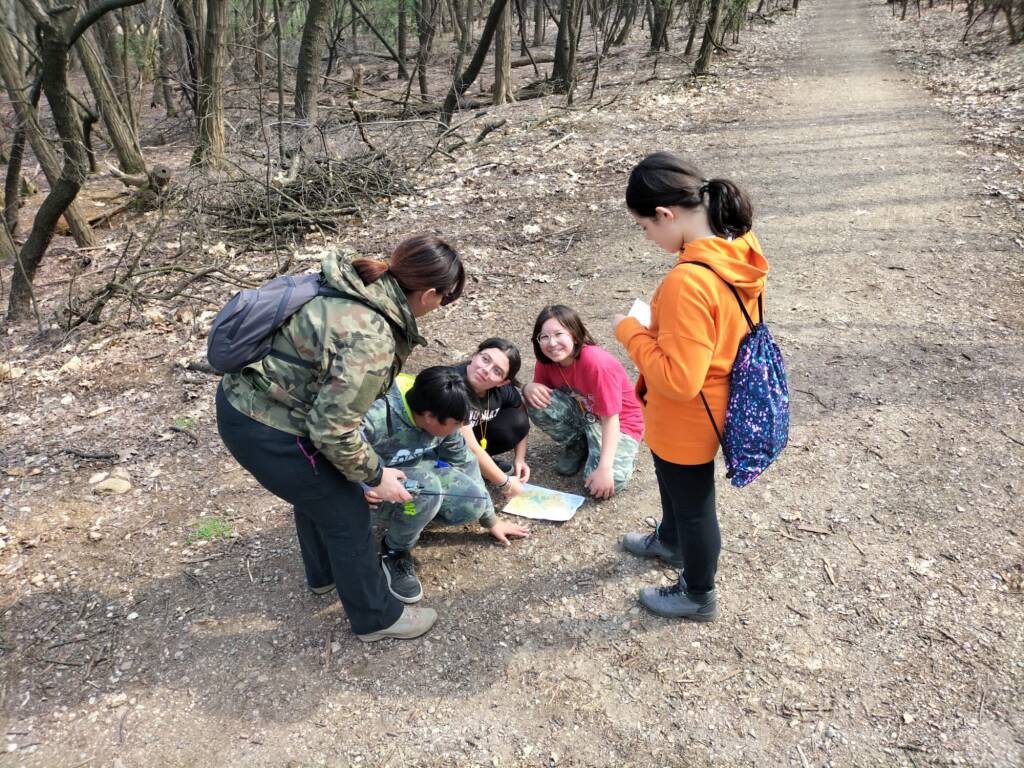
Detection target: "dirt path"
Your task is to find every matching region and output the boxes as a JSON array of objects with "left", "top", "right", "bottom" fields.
[{"left": 3, "top": 0, "right": 1022, "bottom": 766}]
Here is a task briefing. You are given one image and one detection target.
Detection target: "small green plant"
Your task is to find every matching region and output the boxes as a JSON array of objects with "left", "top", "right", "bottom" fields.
[
  {"left": 188, "top": 516, "right": 233, "bottom": 543},
  {"left": 173, "top": 416, "right": 195, "bottom": 430}
]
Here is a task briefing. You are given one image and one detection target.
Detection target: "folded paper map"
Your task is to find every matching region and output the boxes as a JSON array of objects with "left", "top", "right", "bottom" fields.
[{"left": 502, "top": 483, "right": 586, "bottom": 522}]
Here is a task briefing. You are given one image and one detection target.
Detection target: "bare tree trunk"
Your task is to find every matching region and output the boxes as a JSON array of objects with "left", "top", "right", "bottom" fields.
[
  {"left": 649, "top": 0, "right": 674, "bottom": 51},
  {"left": 493, "top": 0, "right": 514, "bottom": 103},
  {"left": 253, "top": 0, "right": 266, "bottom": 79},
  {"left": 551, "top": 0, "right": 579, "bottom": 92},
  {"left": 294, "top": 0, "right": 331, "bottom": 124},
  {"left": 684, "top": 0, "right": 704, "bottom": 55},
  {"left": 0, "top": 35, "right": 95, "bottom": 248},
  {"left": 415, "top": 0, "right": 438, "bottom": 99},
  {"left": 0, "top": 219, "right": 16, "bottom": 264},
  {"left": 171, "top": 0, "right": 201, "bottom": 112},
  {"left": 76, "top": 29, "right": 147, "bottom": 174},
  {"left": 349, "top": 0, "right": 406, "bottom": 69},
  {"left": 157, "top": 21, "right": 177, "bottom": 116},
  {"left": 693, "top": 0, "right": 721, "bottom": 74},
  {"left": 439, "top": 0, "right": 511, "bottom": 126},
  {"left": 91, "top": 7, "right": 124, "bottom": 94},
  {"left": 8, "top": 0, "right": 143, "bottom": 320},
  {"left": 398, "top": 0, "right": 409, "bottom": 78},
  {"left": 192, "top": 0, "right": 228, "bottom": 168},
  {"left": 533, "top": 0, "right": 545, "bottom": 43}
]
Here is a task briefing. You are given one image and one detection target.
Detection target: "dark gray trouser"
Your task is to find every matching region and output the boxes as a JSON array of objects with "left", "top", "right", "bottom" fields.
[{"left": 216, "top": 386, "right": 403, "bottom": 636}]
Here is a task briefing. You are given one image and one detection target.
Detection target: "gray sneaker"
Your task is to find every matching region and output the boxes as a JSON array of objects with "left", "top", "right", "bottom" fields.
[
  {"left": 310, "top": 582, "right": 336, "bottom": 595},
  {"left": 357, "top": 605, "right": 437, "bottom": 642},
  {"left": 639, "top": 582, "right": 719, "bottom": 622},
  {"left": 381, "top": 545, "right": 423, "bottom": 604},
  {"left": 622, "top": 530, "right": 685, "bottom": 568},
  {"left": 555, "top": 437, "right": 588, "bottom": 476}
]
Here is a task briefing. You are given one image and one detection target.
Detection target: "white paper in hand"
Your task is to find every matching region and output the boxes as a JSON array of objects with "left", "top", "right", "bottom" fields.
[{"left": 627, "top": 298, "right": 651, "bottom": 328}]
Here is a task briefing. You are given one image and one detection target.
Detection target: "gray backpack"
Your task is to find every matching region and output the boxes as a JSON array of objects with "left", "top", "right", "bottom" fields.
[{"left": 207, "top": 273, "right": 391, "bottom": 373}]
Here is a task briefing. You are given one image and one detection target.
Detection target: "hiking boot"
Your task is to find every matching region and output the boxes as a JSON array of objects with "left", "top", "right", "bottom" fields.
[
  {"left": 555, "top": 437, "right": 588, "bottom": 476},
  {"left": 357, "top": 605, "right": 438, "bottom": 642},
  {"left": 622, "top": 530, "right": 685, "bottom": 568},
  {"left": 310, "top": 582, "right": 336, "bottom": 595},
  {"left": 639, "top": 582, "right": 719, "bottom": 622},
  {"left": 381, "top": 543, "right": 423, "bottom": 604}
]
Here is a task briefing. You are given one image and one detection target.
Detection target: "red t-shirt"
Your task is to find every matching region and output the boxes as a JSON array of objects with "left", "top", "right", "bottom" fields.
[{"left": 533, "top": 344, "right": 645, "bottom": 442}]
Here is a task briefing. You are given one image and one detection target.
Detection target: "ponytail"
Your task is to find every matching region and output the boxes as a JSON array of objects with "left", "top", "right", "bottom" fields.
[
  {"left": 352, "top": 234, "right": 466, "bottom": 305},
  {"left": 704, "top": 178, "right": 752, "bottom": 240},
  {"left": 626, "top": 152, "right": 752, "bottom": 239}
]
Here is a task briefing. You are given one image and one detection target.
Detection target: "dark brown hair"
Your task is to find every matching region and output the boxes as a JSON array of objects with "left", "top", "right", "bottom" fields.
[
  {"left": 531, "top": 305, "right": 596, "bottom": 365},
  {"left": 352, "top": 234, "right": 465, "bottom": 305},
  {"left": 468, "top": 337, "right": 522, "bottom": 387},
  {"left": 626, "top": 152, "right": 752, "bottom": 239}
]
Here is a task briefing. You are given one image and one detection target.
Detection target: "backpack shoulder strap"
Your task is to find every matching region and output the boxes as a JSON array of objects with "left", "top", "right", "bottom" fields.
[
  {"left": 316, "top": 284, "right": 407, "bottom": 336},
  {"left": 682, "top": 260, "right": 760, "bottom": 330}
]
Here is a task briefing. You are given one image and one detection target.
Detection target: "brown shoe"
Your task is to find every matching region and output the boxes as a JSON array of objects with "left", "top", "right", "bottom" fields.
[{"left": 357, "top": 605, "right": 438, "bottom": 642}]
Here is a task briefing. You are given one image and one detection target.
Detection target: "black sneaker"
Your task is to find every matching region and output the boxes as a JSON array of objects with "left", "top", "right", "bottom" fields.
[{"left": 380, "top": 544, "right": 423, "bottom": 604}]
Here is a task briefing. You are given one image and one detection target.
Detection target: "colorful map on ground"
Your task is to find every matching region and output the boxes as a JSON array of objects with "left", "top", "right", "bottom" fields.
[{"left": 502, "top": 484, "right": 586, "bottom": 522}]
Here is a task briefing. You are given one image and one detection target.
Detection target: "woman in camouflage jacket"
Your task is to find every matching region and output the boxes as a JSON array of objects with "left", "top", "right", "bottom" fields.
[{"left": 216, "top": 235, "right": 464, "bottom": 642}]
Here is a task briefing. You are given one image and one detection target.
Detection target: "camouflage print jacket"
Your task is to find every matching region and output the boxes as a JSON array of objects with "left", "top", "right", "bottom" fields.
[
  {"left": 361, "top": 376, "right": 497, "bottom": 528},
  {"left": 220, "top": 249, "right": 425, "bottom": 485}
]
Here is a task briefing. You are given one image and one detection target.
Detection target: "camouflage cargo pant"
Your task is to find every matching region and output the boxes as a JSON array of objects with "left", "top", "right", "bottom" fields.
[
  {"left": 373, "top": 458, "right": 493, "bottom": 551},
  {"left": 527, "top": 389, "right": 640, "bottom": 492}
]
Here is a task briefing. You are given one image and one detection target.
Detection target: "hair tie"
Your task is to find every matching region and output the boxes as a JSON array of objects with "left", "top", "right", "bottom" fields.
[
  {"left": 380, "top": 261, "right": 390, "bottom": 272},
  {"left": 699, "top": 184, "right": 710, "bottom": 197}
]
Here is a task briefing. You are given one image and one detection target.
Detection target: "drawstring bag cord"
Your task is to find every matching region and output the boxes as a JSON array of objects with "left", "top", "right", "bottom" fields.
[{"left": 296, "top": 437, "right": 320, "bottom": 475}]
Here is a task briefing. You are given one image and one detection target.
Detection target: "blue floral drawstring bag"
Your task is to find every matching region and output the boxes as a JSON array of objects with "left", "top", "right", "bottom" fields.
[{"left": 689, "top": 262, "right": 790, "bottom": 488}]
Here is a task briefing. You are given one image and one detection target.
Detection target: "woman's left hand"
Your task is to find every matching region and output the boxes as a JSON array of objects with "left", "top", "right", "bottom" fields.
[
  {"left": 514, "top": 459, "right": 530, "bottom": 484},
  {"left": 488, "top": 519, "right": 531, "bottom": 546},
  {"left": 611, "top": 314, "right": 627, "bottom": 333},
  {"left": 584, "top": 464, "right": 616, "bottom": 499}
]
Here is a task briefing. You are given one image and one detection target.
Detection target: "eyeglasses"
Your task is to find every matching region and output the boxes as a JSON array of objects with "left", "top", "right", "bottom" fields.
[
  {"left": 476, "top": 351, "right": 508, "bottom": 380},
  {"left": 536, "top": 331, "right": 571, "bottom": 346}
]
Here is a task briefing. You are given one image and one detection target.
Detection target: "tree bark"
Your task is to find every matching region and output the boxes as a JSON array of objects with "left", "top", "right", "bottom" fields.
[
  {"left": 157, "top": 21, "right": 177, "bottom": 116},
  {"left": 0, "top": 34, "right": 95, "bottom": 248},
  {"left": 439, "top": 0, "right": 511, "bottom": 126},
  {"left": 415, "top": 0, "right": 438, "bottom": 99},
  {"left": 171, "top": 0, "right": 200, "bottom": 111},
  {"left": 551, "top": 0, "right": 579, "bottom": 92},
  {"left": 649, "top": 0, "right": 674, "bottom": 52},
  {"left": 294, "top": 0, "right": 331, "bottom": 124},
  {"left": 684, "top": 0, "right": 704, "bottom": 55},
  {"left": 493, "top": 0, "right": 514, "bottom": 103},
  {"left": 398, "top": 0, "right": 409, "bottom": 78},
  {"left": 8, "top": 0, "right": 136, "bottom": 319},
  {"left": 75, "top": 28, "right": 147, "bottom": 174},
  {"left": 693, "top": 0, "right": 721, "bottom": 74},
  {"left": 192, "top": 0, "right": 228, "bottom": 168}
]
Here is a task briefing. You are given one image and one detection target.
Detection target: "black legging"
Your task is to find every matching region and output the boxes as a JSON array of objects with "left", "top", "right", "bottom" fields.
[
  {"left": 472, "top": 406, "right": 530, "bottom": 456},
  {"left": 652, "top": 454, "right": 719, "bottom": 593}
]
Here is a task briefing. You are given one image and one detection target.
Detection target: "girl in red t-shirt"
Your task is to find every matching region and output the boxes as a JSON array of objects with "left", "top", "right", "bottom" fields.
[{"left": 523, "top": 305, "right": 644, "bottom": 499}]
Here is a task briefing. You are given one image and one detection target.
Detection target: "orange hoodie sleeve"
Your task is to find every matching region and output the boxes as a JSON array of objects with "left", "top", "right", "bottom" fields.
[{"left": 616, "top": 270, "right": 716, "bottom": 402}]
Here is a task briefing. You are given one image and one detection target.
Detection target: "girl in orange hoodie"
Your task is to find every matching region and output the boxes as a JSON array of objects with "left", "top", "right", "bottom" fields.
[{"left": 613, "top": 152, "right": 769, "bottom": 622}]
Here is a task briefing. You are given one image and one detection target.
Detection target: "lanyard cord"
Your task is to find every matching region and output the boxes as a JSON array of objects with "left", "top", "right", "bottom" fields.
[
  {"left": 478, "top": 391, "right": 491, "bottom": 449},
  {"left": 557, "top": 364, "right": 586, "bottom": 414}
]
